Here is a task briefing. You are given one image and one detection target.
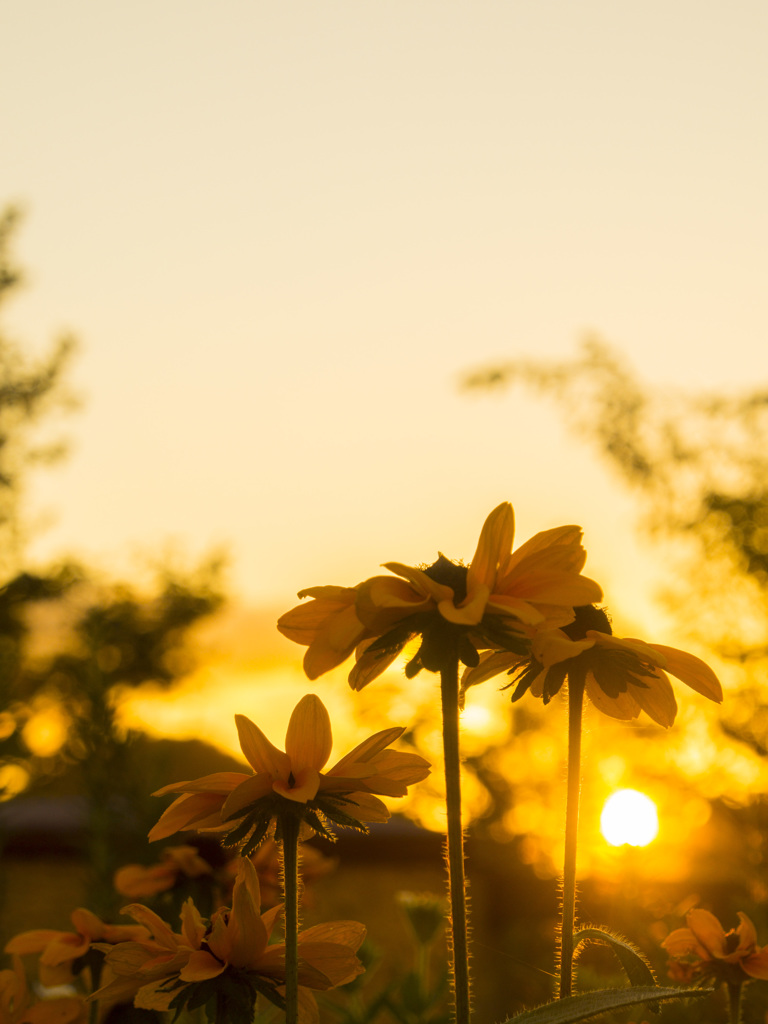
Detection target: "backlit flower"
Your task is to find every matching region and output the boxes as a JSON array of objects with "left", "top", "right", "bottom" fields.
[
  {"left": 0, "top": 956, "right": 85, "bottom": 1024},
  {"left": 5, "top": 909, "right": 150, "bottom": 987},
  {"left": 662, "top": 909, "right": 768, "bottom": 986},
  {"left": 114, "top": 845, "right": 212, "bottom": 899},
  {"left": 149, "top": 694, "right": 430, "bottom": 852},
  {"left": 92, "top": 859, "right": 365, "bottom": 1024},
  {"left": 462, "top": 605, "right": 722, "bottom": 727},
  {"left": 278, "top": 502, "right": 602, "bottom": 688}
]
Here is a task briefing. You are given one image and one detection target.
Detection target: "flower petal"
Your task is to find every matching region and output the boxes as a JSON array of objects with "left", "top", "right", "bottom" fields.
[
  {"left": 148, "top": 792, "right": 227, "bottom": 843},
  {"left": 629, "top": 670, "right": 678, "bottom": 728},
  {"left": 221, "top": 773, "right": 274, "bottom": 820},
  {"left": 273, "top": 766, "right": 321, "bottom": 803},
  {"left": 236, "top": 715, "right": 292, "bottom": 778},
  {"left": 153, "top": 772, "right": 250, "bottom": 797},
  {"left": 285, "top": 695, "right": 333, "bottom": 773},
  {"left": 466, "top": 502, "right": 515, "bottom": 593},
  {"left": 647, "top": 644, "right": 723, "bottom": 703},
  {"left": 327, "top": 728, "right": 404, "bottom": 776},
  {"left": 179, "top": 949, "right": 227, "bottom": 981},
  {"left": 584, "top": 676, "right": 640, "bottom": 721},
  {"left": 686, "top": 909, "right": 728, "bottom": 959}
]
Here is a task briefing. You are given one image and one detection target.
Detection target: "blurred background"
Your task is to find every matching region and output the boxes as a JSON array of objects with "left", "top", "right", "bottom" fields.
[{"left": 2, "top": 2, "right": 768, "bottom": 1020}]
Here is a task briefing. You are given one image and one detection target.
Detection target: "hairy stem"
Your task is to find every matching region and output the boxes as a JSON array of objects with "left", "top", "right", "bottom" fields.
[
  {"left": 559, "top": 673, "right": 585, "bottom": 999},
  {"left": 727, "top": 982, "right": 743, "bottom": 1024},
  {"left": 441, "top": 657, "right": 471, "bottom": 1024},
  {"left": 280, "top": 813, "right": 301, "bottom": 1024}
]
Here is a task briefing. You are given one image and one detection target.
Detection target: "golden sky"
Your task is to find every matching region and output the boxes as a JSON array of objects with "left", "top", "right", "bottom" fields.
[{"left": 2, "top": 0, "right": 767, "bottom": 637}]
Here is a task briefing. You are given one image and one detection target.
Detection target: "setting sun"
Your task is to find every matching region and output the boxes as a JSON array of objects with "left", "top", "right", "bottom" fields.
[{"left": 600, "top": 789, "right": 659, "bottom": 847}]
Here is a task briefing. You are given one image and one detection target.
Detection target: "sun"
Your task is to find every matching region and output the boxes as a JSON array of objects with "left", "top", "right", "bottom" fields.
[{"left": 600, "top": 789, "right": 659, "bottom": 847}]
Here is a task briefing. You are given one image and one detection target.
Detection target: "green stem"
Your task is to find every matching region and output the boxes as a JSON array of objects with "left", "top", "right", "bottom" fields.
[
  {"left": 559, "top": 673, "right": 585, "bottom": 999},
  {"left": 440, "top": 657, "right": 471, "bottom": 1024},
  {"left": 726, "top": 981, "right": 743, "bottom": 1024},
  {"left": 280, "top": 813, "right": 301, "bottom": 1024}
]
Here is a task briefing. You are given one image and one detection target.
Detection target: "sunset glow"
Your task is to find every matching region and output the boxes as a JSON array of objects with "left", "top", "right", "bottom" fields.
[{"left": 600, "top": 789, "right": 659, "bottom": 847}]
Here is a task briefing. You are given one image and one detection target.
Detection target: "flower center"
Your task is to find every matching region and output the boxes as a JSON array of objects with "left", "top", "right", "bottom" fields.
[
  {"left": 423, "top": 554, "right": 468, "bottom": 603},
  {"left": 563, "top": 604, "right": 612, "bottom": 640}
]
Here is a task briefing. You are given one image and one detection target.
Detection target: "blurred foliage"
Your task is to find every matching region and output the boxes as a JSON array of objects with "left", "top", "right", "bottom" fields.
[
  {"left": 0, "top": 206, "right": 77, "bottom": 575},
  {"left": 0, "top": 204, "right": 227, "bottom": 912}
]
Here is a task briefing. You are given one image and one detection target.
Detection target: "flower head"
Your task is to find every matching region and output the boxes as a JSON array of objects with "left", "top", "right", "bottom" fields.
[
  {"left": 149, "top": 694, "right": 430, "bottom": 852},
  {"left": 92, "top": 859, "right": 365, "bottom": 1024},
  {"left": 662, "top": 909, "right": 768, "bottom": 986},
  {"left": 4, "top": 909, "right": 150, "bottom": 987},
  {"left": 462, "top": 605, "right": 722, "bottom": 727},
  {"left": 0, "top": 956, "right": 85, "bottom": 1024},
  {"left": 278, "top": 502, "right": 602, "bottom": 688},
  {"left": 114, "top": 845, "right": 212, "bottom": 899}
]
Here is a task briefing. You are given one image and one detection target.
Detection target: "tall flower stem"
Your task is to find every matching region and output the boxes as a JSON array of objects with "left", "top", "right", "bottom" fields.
[
  {"left": 440, "top": 653, "right": 471, "bottom": 1024},
  {"left": 726, "top": 982, "right": 743, "bottom": 1024},
  {"left": 280, "top": 812, "right": 301, "bottom": 1024},
  {"left": 558, "top": 672, "right": 585, "bottom": 999}
]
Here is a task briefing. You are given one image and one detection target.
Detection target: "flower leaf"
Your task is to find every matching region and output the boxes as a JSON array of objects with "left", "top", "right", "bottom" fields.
[
  {"left": 499, "top": 985, "right": 712, "bottom": 1023},
  {"left": 573, "top": 926, "right": 657, "bottom": 1001}
]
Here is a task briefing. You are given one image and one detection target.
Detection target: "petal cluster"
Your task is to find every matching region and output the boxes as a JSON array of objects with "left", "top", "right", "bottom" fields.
[
  {"left": 91, "top": 859, "right": 365, "bottom": 1024},
  {"left": 662, "top": 909, "right": 768, "bottom": 984},
  {"left": 150, "top": 694, "right": 430, "bottom": 845},
  {"left": 463, "top": 607, "right": 722, "bottom": 728},
  {"left": 278, "top": 502, "right": 602, "bottom": 688},
  {"left": 5, "top": 909, "right": 150, "bottom": 987}
]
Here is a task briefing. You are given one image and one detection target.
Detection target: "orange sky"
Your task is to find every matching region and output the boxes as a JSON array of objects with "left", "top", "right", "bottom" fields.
[{"left": 2, "top": 0, "right": 767, "bottom": 643}]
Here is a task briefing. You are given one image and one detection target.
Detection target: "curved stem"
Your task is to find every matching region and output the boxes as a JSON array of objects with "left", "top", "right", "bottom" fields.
[
  {"left": 440, "top": 657, "right": 471, "bottom": 1024},
  {"left": 280, "top": 813, "right": 301, "bottom": 1024},
  {"left": 727, "top": 981, "right": 743, "bottom": 1024},
  {"left": 558, "top": 673, "right": 585, "bottom": 999}
]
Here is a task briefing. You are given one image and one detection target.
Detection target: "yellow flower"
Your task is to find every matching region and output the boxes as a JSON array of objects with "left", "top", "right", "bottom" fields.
[
  {"left": 462, "top": 605, "right": 722, "bottom": 727},
  {"left": 149, "top": 694, "right": 430, "bottom": 851},
  {"left": 92, "top": 859, "right": 365, "bottom": 1024},
  {"left": 114, "top": 845, "right": 212, "bottom": 899},
  {"left": 4, "top": 909, "right": 150, "bottom": 987},
  {"left": 662, "top": 909, "right": 768, "bottom": 985},
  {"left": 278, "top": 502, "right": 602, "bottom": 688},
  {"left": 0, "top": 956, "right": 85, "bottom": 1024}
]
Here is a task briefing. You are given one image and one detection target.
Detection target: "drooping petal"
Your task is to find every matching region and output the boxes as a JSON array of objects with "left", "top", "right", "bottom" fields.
[
  {"left": 348, "top": 640, "right": 404, "bottom": 691},
  {"left": 461, "top": 650, "right": 520, "bottom": 691},
  {"left": 355, "top": 576, "right": 431, "bottom": 631},
  {"left": 343, "top": 792, "right": 391, "bottom": 822},
  {"left": 39, "top": 934, "right": 88, "bottom": 966},
  {"left": 293, "top": 940, "right": 365, "bottom": 987},
  {"left": 277, "top": 587, "right": 359, "bottom": 645},
  {"left": 735, "top": 912, "right": 759, "bottom": 954},
  {"left": 743, "top": 949, "right": 768, "bottom": 979},
  {"left": 647, "top": 644, "right": 723, "bottom": 703},
  {"left": 236, "top": 715, "right": 292, "bottom": 778},
  {"left": 302, "top": 605, "right": 370, "bottom": 680},
  {"left": 285, "top": 695, "right": 333, "bottom": 773},
  {"left": 584, "top": 676, "right": 640, "bottom": 721},
  {"left": 629, "top": 670, "right": 678, "bottom": 728}
]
